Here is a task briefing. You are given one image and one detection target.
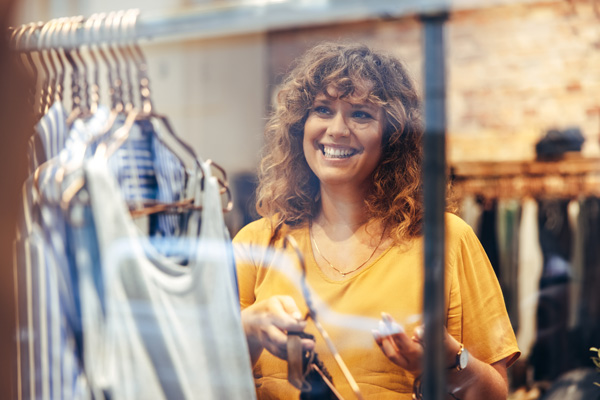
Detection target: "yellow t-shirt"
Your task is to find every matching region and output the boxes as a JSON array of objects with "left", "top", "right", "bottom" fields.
[{"left": 233, "top": 213, "right": 520, "bottom": 399}]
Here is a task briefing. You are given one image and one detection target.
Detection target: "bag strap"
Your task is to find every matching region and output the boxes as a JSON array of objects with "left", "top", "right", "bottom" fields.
[{"left": 287, "top": 332, "right": 314, "bottom": 391}]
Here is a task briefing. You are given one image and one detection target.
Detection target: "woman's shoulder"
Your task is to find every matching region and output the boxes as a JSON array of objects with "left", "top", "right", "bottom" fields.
[
  {"left": 444, "top": 212, "right": 477, "bottom": 248},
  {"left": 233, "top": 215, "right": 304, "bottom": 249},
  {"left": 445, "top": 212, "right": 472, "bottom": 234},
  {"left": 233, "top": 217, "right": 274, "bottom": 245}
]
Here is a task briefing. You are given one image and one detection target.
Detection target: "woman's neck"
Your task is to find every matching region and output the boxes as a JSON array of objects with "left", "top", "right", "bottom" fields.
[{"left": 316, "top": 184, "right": 371, "bottom": 236}]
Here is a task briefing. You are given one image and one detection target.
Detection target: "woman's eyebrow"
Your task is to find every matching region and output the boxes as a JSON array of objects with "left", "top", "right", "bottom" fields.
[
  {"left": 349, "top": 102, "right": 377, "bottom": 111},
  {"left": 313, "top": 97, "right": 332, "bottom": 104},
  {"left": 314, "top": 97, "right": 377, "bottom": 111}
]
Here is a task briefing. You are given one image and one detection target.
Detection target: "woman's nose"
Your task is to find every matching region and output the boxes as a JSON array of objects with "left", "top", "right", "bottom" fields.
[{"left": 326, "top": 112, "right": 350, "bottom": 138}]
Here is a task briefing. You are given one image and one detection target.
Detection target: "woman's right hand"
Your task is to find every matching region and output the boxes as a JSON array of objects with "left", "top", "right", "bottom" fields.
[{"left": 241, "top": 295, "right": 315, "bottom": 365}]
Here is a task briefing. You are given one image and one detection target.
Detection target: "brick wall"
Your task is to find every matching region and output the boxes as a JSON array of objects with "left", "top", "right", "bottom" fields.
[{"left": 267, "top": 0, "right": 600, "bottom": 163}]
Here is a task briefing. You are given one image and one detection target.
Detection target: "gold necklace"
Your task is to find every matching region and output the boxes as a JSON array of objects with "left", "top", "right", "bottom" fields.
[{"left": 309, "top": 221, "right": 385, "bottom": 277}]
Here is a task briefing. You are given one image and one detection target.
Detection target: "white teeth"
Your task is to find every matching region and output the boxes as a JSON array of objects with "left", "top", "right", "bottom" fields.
[{"left": 322, "top": 146, "right": 355, "bottom": 158}]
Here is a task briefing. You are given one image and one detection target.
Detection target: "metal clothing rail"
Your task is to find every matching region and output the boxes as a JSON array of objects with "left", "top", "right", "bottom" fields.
[
  {"left": 422, "top": 12, "right": 448, "bottom": 400},
  {"left": 11, "top": 0, "right": 557, "bottom": 51}
]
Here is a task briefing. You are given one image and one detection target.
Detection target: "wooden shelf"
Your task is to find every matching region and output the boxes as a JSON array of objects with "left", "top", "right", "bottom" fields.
[
  {"left": 451, "top": 156, "right": 600, "bottom": 178},
  {"left": 450, "top": 156, "right": 600, "bottom": 199}
]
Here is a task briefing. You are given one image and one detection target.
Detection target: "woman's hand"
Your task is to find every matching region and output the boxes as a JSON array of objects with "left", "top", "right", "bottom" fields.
[
  {"left": 374, "top": 313, "right": 511, "bottom": 400},
  {"left": 372, "top": 312, "right": 425, "bottom": 373},
  {"left": 372, "top": 312, "right": 464, "bottom": 374},
  {"left": 241, "top": 295, "right": 315, "bottom": 365}
]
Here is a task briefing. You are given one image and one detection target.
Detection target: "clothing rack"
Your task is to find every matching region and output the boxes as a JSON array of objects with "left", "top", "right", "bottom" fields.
[
  {"left": 451, "top": 156, "right": 600, "bottom": 199},
  {"left": 10, "top": 0, "right": 557, "bottom": 51}
]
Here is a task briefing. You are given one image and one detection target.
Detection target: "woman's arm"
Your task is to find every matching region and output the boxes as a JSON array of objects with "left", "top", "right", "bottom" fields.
[
  {"left": 444, "top": 335, "right": 509, "bottom": 400},
  {"left": 373, "top": 313, "right": 510, "bottom": 400}
]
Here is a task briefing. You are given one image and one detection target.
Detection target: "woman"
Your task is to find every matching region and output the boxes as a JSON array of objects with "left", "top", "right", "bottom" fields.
[{"left": 233, "top": 42, "right": 520, "bottom": 399}]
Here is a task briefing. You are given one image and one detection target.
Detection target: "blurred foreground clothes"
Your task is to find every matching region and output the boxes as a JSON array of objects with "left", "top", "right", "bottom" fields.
[{"left": 15, "top": 99, "right": 256, "bottom": 399}]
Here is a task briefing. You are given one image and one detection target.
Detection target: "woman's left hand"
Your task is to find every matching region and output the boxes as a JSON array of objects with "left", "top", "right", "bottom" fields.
[
  {"left": 372, "top": 312, "right": 464, "bottom": 374},
  {"left": 374, "top": 313, "right": 512, "bottom": 400},
  {"left": 372, "top": 312, "right": 425, "bottom": 373}
]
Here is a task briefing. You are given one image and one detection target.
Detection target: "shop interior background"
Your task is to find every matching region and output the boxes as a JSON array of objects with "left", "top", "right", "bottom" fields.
[{"left": 3, "top": 0, "right": 600, "bottom": 398}]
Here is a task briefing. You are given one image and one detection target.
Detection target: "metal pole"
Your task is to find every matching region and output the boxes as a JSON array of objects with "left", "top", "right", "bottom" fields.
[
  {"left": 9, "top": 1, "right": 437, "bottom": 51},
  {"left": 11, "top": 0, "right": 556, "bottom": 51},
  {"left": 421, "top": 11, "right": 448, "bottom": 400}
]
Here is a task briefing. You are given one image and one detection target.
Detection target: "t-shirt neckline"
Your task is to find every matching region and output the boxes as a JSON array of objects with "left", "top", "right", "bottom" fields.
[{"left": 302, "top": 224, "right": 394, "bottom": 284}]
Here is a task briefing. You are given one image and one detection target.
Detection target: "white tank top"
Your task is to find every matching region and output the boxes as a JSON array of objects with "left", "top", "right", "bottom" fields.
[{"left": 83, "top": 156, "right": 256, "bottom": 400}]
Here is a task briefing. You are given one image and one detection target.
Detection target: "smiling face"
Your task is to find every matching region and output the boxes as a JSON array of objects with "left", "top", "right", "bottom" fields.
[{"left": 302, "top": 84, "right": 385, "bottom": 193}]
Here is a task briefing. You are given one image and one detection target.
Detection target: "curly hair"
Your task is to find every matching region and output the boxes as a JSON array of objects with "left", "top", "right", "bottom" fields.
[{"left": 256, "top": 41, "right": 426, "bottom": 243}]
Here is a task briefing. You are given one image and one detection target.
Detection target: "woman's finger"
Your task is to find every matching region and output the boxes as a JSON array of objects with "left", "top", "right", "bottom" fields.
[
  {"left": 267, "top": 297, "right": 306, "bottom": 332},
  {"left": 263, "top": 324, "right": 290, "bottom": 359},
  {"left": 412, "top": 325, "right": 425, "bottom": 346},
  {"left": 374, "top": 331, "right": 407, "bottom": 366},
  {"left": 374, "top": 314, "right": 425, "bottom": 373},
  {"left": 277, "top": 295, "right": 304, "bottom": 321},
  {"left": 381, "top": 313, "right": 413, "bottom": 351}
]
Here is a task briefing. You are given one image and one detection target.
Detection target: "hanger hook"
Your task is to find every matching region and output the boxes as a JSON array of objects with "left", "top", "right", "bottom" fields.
[
  {"left": 37, "top": 20, "right": 54, "bottom": 113},
  {"left": 113, "top": 10, "right": 134, "bottom": 112},
  {"left": 104, "top": 11, "right": 124, "bottom": 112},
  {"left": 94, "top": 12, "right": 116, "bottom": 112},
  {"left": 71, "top": 15, "right": 90, "bottom": 114},
  {"left": 127, "top": 10, "right": 153, "bottom": 114},
  {"left": 61, "top": 16, "right": 82, "bottom": 114},
  {"left": 120, "top": 9, "right": 138, "bottom": 111},
  {"left": 14, "top": 23, "right": 38, "bottom": 114},
  {"left": 49, "top": 18, "right": 66, "bottom": 102},
  {"left": 46, "top": 20, "right": 60, "bottom": 102},
  {"left": 93, "top": 12, "right": 111, "bottom": 81},
  {"left": 85, "top": 14, "right": 101, "bottom": 113}
]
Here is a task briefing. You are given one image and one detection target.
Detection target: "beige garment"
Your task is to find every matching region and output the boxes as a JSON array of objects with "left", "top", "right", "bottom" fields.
[
  {"left": 567, "top": 198, "right": 583, "bottom": 329},
  {"left": 517, "top": 197, "right": 543, "bottom": 358},
  {"left": 460, "top": 194, "right": 483, "bottom": 235}
]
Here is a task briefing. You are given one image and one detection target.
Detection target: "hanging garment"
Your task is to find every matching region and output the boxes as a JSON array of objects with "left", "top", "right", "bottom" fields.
[
  {"left": 83, "top": 156, "right": 255, "bottom": 400},
  {"left": 64, "top": 106, "right": 188, "bottom": 240},
  {"left": 537, "top": 199, "right": 572, "bottom": 285},
  {"left": 56, "top": 113, "right": 187, "bottom": 400},
  {"left": 496, "top": 199, "right": 521, "bottom": 332},
  {"left": 459, "top": 194, "right": 483, "bottom": 236},
  {"left": 516, "top": 197, "right": 543, "bottom": 359},
  {"left": 567, "top": 199, "right": 583, "bottom": 330},
  {"left": 15, "top": 107, "right": 189, "bottom": 400},
  {"left": 530, "top": 199, "right": 572, "bottom": 381},
  {"left": 14, "top": 186, "right": 91, "bottom": 400},
  {"left": 540, "top": 368, "right": 600, "bottom": 400},
  {"left": 15, "top": 115, "right": 93, "bottom": 400},
  {"left": 577, "top": 198, "right": 600, "bottom": 345},
  {"left": 478, "top": 198, "right": 500, "bottom": 277},
  {"left": 84, "top": 113, "right": 187, "bottom": 239},
  {"left": 150, "top": 119, "right": 187, "bottom": 238},
  {"left": 27, "top": 101, "right": 68, "bottom": 173}
]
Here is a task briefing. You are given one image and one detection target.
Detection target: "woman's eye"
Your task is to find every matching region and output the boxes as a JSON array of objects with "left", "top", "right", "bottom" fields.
[
  {"left": 314, "top": 106, "right": 330, "bottom": 115},
  {"left": 353, "top": 110, "right": 373, "bottom": 119}
]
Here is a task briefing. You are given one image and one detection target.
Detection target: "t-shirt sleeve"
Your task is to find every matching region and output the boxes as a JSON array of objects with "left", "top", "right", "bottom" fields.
[
  {"left": 232, "top": 223, "right": 261, "bottom": 310},
  {"left": 233, "top": 219, "right": 276, "bottom": 310},
  {"left": 446, "top": 216, "right": 521, "bottom": 367}
]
